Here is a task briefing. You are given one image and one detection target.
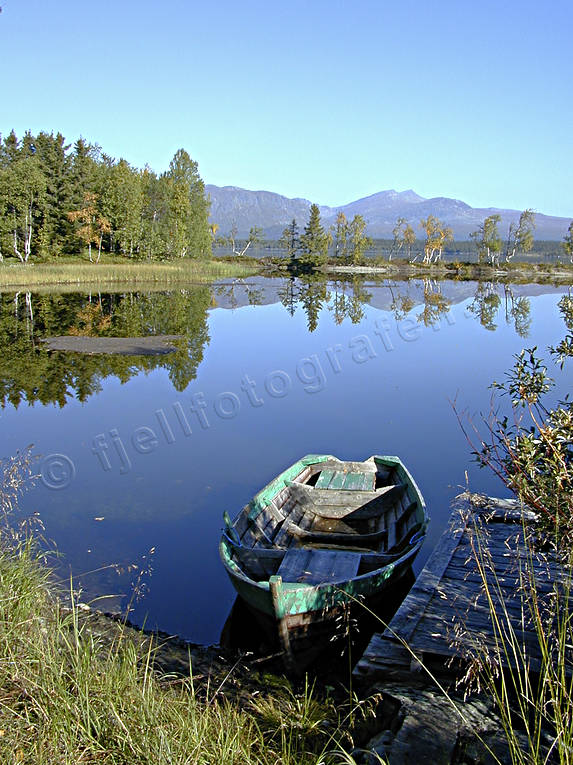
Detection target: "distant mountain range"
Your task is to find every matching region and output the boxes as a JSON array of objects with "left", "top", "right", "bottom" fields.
[{"left": 206, "top": 185, "right": 571, "bottom": 241}]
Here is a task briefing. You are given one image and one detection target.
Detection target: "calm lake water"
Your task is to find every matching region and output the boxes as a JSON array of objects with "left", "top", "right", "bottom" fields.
[{"left": 0, "top": 276, "right": 571, "bottom": 644}]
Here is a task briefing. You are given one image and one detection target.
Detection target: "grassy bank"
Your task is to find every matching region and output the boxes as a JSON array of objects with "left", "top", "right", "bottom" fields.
[
  {"left": 0, "top": 451, "right": 363, "bottom": 765},
  {"left": 3, "top": 256, "right": 573, "bottom": 292},
  {"left": 0, "top": 536, "right": 362, "bottom": 764},
  {"left": 0, "top": 257, "right": 259, "bottom": 290}
]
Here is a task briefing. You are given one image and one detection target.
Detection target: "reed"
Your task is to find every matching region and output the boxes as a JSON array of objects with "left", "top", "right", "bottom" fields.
[
  {"left": 456, "top": 514, "right": 573, "bottom": 764},
  {"left": 335, "top": 498, "right": 573, "bottom": 765},
  {"left": 0, "top": 258, "right": 258, "bottom": 289}
]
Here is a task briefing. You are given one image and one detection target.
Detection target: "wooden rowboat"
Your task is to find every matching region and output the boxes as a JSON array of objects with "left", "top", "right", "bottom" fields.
[{"left": 219, "top": 454, "right": 428, "bottom": 671}]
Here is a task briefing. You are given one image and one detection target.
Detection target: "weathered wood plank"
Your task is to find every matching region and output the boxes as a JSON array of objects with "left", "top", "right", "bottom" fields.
[
  {"left": 299, "top": 510, "right": 316, "bottom": 531},
  {"left": 287, "top": 484, "right": 407, "bottom": 521},
  {"left": 232, "top": 547, "right": 285, "bottom": 579},
  {"left": 385, "top": 513, "right": 469, "bottom": 643},
  {"left": 329, "top": 471, "right": 347, "bottom": 489},
  {"left": 233, "top": 512, "right": 250, "bottom": 535},
  {"left": 269, "top": 576, "right": 297, "bottom": 672},
  {"left": 414, "top": 588, "right": 538, "bottom": 625},
  {"left": 450, "top": 543, "right": 565, "bottom": 578},
  {"left": 386, "top": 513, "right": 397, "bottom": 552},
  {"left": 355, "top": 634, "right": 413, "bottom": 677},
  {"left": 443, "top": 557, "right": 567, "bottom": 586},
  {"left": 395, "top": 501, "right": 418, "bottom": 541},
  {"left": 344, "top": 472, "right": 375, "bottom": 491},
  {"left": 315, "top": 470, "right": 335, "bottom": 489},
  {"left": 357, "top": 496, "right": 573, "bottom": 687},
  {"left": 410, "top": 611, "right": 543, "bottom": 655},
  {"left": 285, "top": 519, "right": 387, "bottom": 547},
  {"left": 287, "top": 482, "right": 381, "bottom": 508},
  {"left": 277, "top": 548, "right": 360, "bottom": 585},
  {"left": 240, "top": 527, "right": 260, "bottom": 548}
]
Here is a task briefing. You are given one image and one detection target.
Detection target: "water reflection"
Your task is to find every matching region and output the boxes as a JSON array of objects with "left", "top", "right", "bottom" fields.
[
  {"left": 0, "top": 277, "right": 561, "bottom": 410},
  {"left": 466, "top": 282, "right": 531, "bottom": 335},
  {"left": 417, "top": 279, "right": 451, "bottom": 327},
  {"left": 503, "top": 286, "right": 531, "bottom": 337},
  {"left": 328, "top": 277, "right": 372, "bottom": 325},
  {"left": 221, "top": 568, "right": 415, "bottom": 678},
  {"left": 213, "top": 279, "right": 265, "bottom": 309},
  {"left": 0, "top": 289, "right": 211, "bottom": 408},
  {"left": 281, "top": 275, "right": 538, "bottom": 334},
  {"left": 0, "top": 275, "right": 570, "bottom": 645},
  {"left": 277, "top": 275, "right": 535, "bottom": 335}
]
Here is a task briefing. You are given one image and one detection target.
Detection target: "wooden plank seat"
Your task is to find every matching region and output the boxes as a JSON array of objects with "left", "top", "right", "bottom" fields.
[
  {"left": 286, "top": 481, "right": 404, "bottom": 520},
  {"left": 277, "top": 547, "right": 360, "bottom": 585},
  {"left": 315, "top": 469, "right": 375, "bottom": 491}
]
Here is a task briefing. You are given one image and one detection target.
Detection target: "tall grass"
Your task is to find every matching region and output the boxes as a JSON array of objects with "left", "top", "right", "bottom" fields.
[
  {"left": 0, "top": 553, "right": 262, "bottom": 764},
  {"left": 341, "top": 499, "right": 573, "bottom": 764},
  {"left": 0, "top": 449, "right": 357, "bottom": 765},
  {"left": 0, "top": 543, "right": 357, "bottom": 764},
  {"left": 455, "top": 510, "right": 573, "bottom": 764},
  {"left": 0, "top": 258, "right": 258, "bottom": 290}
]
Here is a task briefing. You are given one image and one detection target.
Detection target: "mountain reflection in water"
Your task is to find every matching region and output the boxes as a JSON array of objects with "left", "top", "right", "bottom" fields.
[{"left": 0, "top": 276, "right": 550, "bottom": 409}]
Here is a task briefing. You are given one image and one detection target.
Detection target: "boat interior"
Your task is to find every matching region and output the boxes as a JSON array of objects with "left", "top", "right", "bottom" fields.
[{"left": 223, "top": 458, "right": 425, "bottom": 584}]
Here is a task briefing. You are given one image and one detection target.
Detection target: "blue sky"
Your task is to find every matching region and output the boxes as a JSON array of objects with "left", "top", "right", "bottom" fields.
[{"left": 1, "top": 0, "right": 571, "bottom": 216}]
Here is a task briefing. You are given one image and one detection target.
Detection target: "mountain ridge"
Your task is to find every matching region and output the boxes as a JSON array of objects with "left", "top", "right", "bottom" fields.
[{"left": 205, "top": 184, "right": 570, "bottom": 241}]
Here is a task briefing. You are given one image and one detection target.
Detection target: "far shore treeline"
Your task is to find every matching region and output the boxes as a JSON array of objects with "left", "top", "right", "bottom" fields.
[
  {"left": 0, "top": 130, "right": 212, "bottom": 263},
  {"left": 2, "top": 129, "right": 573, "bottom": 270}
]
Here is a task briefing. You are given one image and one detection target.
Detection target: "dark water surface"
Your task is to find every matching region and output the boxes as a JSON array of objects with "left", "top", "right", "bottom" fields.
[{"left": 0, "top": 277, "right": 570, "bottom": 643}]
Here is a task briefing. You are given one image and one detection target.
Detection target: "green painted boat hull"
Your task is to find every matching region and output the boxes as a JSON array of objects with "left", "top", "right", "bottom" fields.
[
  {"left": 220, "top": 454, "right": 428, "bottom": 626},
  {"left": 220, "top": 537, "right": 420, "bottom": 618}
]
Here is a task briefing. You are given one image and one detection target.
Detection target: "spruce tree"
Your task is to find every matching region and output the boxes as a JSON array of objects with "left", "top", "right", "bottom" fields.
[
  {"left": 299, "top": 204, "right": 329, "bottom": 270},
  {"left": 33, "top": 132, "right": 73, "bottom": 257}
]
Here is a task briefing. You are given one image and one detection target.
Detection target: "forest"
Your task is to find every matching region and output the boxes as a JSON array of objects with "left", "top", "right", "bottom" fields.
[
  {"left": 2, "top": 129, "right": 571, "bottom": 270},
  {"left": 0, "top": 130, "right": 212, "bottom": 263}
]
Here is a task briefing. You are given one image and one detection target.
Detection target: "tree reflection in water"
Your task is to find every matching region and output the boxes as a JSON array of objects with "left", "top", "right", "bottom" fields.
[
  {"left": 0, "top": 277, "right": 540, "bottom": 410},
  {"left": 0, "top": 288, "right": 211, "bottom": 408}
]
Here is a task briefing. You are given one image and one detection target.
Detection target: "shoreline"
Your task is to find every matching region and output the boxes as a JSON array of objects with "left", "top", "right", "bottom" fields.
[
  {"left": 325, "top": 261, "right": 573, "bottom": 281},
  {"left": 1, "top": 256, "right": 572, "bottom": 292}
]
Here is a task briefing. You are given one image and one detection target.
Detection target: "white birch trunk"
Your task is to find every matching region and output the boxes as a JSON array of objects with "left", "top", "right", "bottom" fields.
[
  {"left": 24, "top": 206, "right": 33, "bottom": 262},
  {"left": 25, "top": 292, "right": 33, "bottom": 326},
  {"left": 13, "top": 229, "right": 24, "bottom": 262}
]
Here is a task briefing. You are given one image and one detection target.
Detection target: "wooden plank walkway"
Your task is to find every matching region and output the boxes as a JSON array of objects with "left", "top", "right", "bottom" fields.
[{"left": 355, "top": 493, "right": 573, "bottom": 683}]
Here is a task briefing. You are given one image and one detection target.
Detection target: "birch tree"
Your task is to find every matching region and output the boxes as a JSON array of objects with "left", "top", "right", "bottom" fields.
[
  {"left": 347, "top": 214, "right": 371, "bottom": 265},
  {"left": 332, "top": 212, "right": 348, "bottom": 259},
  {"left": 68, "top": 192, "right": 111, "bottom": 262},
  {"left": 162, "top": 149, "right": 211, "bottom": 258},
  {"left": 470, "top": 214, "right": 502, "bottom": 265},
  {"left": 0, "top": 158, "right": 46, "bottom": 262},
  {"left": 420, "top": 215, "right": 453, "bottom": 263},
  {"left": 229, "top": 224, "right": 264, "bottom": 256},
  {"left": 392, "top": 217, "right": 416, "bottom": 260},
  {"left": 504, "top": 209, "right": 535, "bottom": 262},
  {"left": 101, "top": 159, "right": 144, "bottom": 256}
]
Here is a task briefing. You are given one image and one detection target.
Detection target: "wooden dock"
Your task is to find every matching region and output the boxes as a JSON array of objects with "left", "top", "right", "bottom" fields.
[
  {"left": 351, "top": 494, "right": 573, "bottom": 763},
  {"left": 356, "top": 493, "right": 572, "bottom": 681}
]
